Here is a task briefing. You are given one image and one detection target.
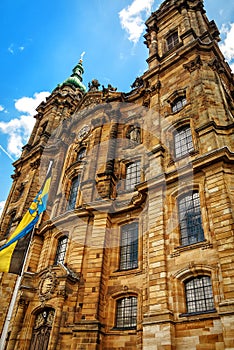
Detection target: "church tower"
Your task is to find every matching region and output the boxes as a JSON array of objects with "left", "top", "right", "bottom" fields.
[{"left": 0, "top": 0, "right": 233, "bottom": 349}]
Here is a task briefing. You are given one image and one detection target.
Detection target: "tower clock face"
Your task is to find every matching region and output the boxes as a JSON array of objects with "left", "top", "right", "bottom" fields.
[{"left": 78, "top": 125, "right": 90, "bottom": 140}]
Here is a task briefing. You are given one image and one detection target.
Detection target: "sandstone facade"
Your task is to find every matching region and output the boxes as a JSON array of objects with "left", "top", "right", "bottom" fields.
[{"left": 0, "top": 0, "right": 234, "bottom": 349}]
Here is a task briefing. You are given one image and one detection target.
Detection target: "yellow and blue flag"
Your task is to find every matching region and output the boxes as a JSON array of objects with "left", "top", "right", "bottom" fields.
[{"left": 0, "top": 166, "right": 52, "bottom": 275}]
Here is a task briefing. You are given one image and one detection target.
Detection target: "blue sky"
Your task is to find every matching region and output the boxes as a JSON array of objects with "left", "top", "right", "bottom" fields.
[{"left": 0, "top": 0, "right": 234, "bottom": 214}]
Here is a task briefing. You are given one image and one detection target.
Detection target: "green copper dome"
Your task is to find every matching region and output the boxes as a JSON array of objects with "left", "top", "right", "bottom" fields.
[{"left": 59, "top": 59, "right": 87, "bottom": 93}]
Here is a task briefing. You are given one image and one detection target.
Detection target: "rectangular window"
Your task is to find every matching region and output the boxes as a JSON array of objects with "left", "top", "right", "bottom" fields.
[
  {"left": 54, "top": 236, "right": 68, "bottom": 265},
  {"left": 166, "top": 32, "right": 179, "bottom": 51},
  {"left": 116, "top": 296, "right": 137, "bottom": 329},
  {"left": 120, "top": 222, "right": 138, "bottom": 270},
  {"left": 67, "top": 175, "right": 80, "bottom": 210},
  {"left": 125, "top": 161, "right": 141, "bottom": 191},
  {"left": 174, "top": 125, "right": 194, "bottom": 158},
  {"left": 178, "top": 192, "right": 204, "bottom": 246}
]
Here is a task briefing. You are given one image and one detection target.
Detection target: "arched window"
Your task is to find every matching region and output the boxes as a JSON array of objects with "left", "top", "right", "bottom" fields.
[
  {"left": 120, "top": 222, "right": 138, "bottom": 270},
  {"left": 54, "top": 236, "right": 68, "bottom": 265},
  {"left": 67, "top": 175, "right": 80, "bottom": 210},
  {"left": 76, "top": 147, "right": 86, "bottom": 161},
  {"left": 115, "top": 296, "right": 137, "bottom": 329},
  {"left": 185, "top": 276, "right": 215, "bottom": 314},
  {"left": 178, "top": 191, "right": 204, "bottom": 246},
  {"left": 125, "top": 161, "right": 141, "bottom": 191},
  {"left": 171, "top": 96, "right": 186, "bottom": 113},
  {"left": 174, "top": 125, "right": 194, "bottom": 158},
  {"left": 29, "top": 308, "right": 55, "bottom": 350}
]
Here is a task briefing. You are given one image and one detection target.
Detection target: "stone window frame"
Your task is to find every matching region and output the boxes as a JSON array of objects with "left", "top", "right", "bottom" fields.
[
  {"left": 125, "top": 160, "right": 141, "bottom": 191},
  {"left": 177, "top": 190, "right": 205, "bottom": 247},
  {"left": 119, "top": 221, "right": 139, "bottom": 271},
  {"left": 67, "top": 175, "right": 81, "bottom": 211},
  {"left": 167, "top": 184, "right": 212, "bottom": 256},
  {"left": 115, "top": 295, "right": 138, "bottom": 330},
  {"left": 172, "top": 264, "right": 218, "bottom": 318},
  {"left": 164, "top": 29, "right": 180, "bottom": 53},
  {"left": 106, "top": 290, "right": 141, "bottom": 332},
  {"left": 64, "top": 140, "right": 89, "bottom": 172},
  {"left": 184, "top": 275, "right": 215, "bottom": 314},
  {"left": 166, "top": 117, "right": 198, "bottom": 163},
  {"left": 54, "top": 235, "right": 69, "bottom": 266},
  {"left": 166, "top": 88, "right": 187, "bottom": 116},
  {"left": 171, "top": 96, "right": 187, "bottom": 113},
  {"left": 76, "top": 146, "right": 87, "bottom": 162},
  {"left": 174, "top": 124, "right": 194, "bottom": 159},
  {"left": 109, "top": 216, "right": 143, "bottom": 277}
]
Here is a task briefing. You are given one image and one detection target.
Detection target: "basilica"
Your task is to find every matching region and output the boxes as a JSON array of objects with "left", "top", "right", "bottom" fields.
[{"left": 0, "top": 0, "right": 234, "bottom": 349}]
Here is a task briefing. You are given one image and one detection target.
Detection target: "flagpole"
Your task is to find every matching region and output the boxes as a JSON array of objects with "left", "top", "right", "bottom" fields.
[
  {"left": 0, "top": 229, "right": 34, "bottom": 350},
  {"left": 0, "top": 160, "right": 53, "bottom": 349}
]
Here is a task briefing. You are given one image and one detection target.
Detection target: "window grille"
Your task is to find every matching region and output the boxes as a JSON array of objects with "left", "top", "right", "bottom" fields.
[
  {"left": 120, "top": 222, "right": 138, "bottom": 270},
  {"left": 166, "top": 32, "right": 179, "bottom": 51},
  {"left": 125, "top": 161, "right": 141, "bottom": 190},
  {"left": 178, "top": 192, "right": 204, "bottom": 246},
  {"left": 171, "top": 96, "right": 187, "bottom": 113},
  {"left": 174, "top": 125, "right": 194, "bottom": 158},
  {"left": 116, "top": 296, "right": 137, "bottom": 329},
  {"left": 54, "top": 236, "right": 68, "bottom": 265},
  {"left": 185, "top": 276, "right": 215, "bottom": 313},
  {"left": 67, "top": 176, "right": 80, "bottom": 210}
]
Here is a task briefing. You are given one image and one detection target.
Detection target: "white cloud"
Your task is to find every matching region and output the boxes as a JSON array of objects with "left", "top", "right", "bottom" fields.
[
  {"left": 7, "top": 43, "right": 26, "bottom": 54},
  {"left": 0, "top": 201, "right": 6, "bottom": 217},
  {"left": 8, "top": 44, "right": 14, "bottom": 54},
  {"left": 219, "top": 23, "right": 234, "bottom": 67},
  {"left": 0, "top": 105, "right": 4, "bottom": 112},
  {"left": 119, "top": 0, "right": 155, "bottom": 44},
  {"left": 0, "top": 92, "right": 50, "bottom": 158}
]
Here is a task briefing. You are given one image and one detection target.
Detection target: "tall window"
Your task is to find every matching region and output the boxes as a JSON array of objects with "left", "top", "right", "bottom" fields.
[
  {"left": 120, "top": 222, "right": 138, "bottom": 270},
  {"left": 116, "top": 296, "right": 137, "bottom": 329},
  {"left": 29, "top": 308, "right": 55, "bottom": 350},
  {"left": 171, "top": 96, "right": 186, "bottom": 113},
  {"left": 174, "top": 125, "right": 194, "bottom": 158},
  {"left": 125, "top": 161, "right": 141, "bottom": 190},
  {"left": 185, "top": 276, "right": 215, "bottom": 313},
  {"left": 67, "top": 176, "right": 80, "bottom": 210},
  {"left": 77, "top": 147, "right": 86, "bottom": 161},
  {"left": 166, "top": 31, "right": 179, "bottom": 51},
  {"left": 178, "top": 192, "right": 204, "bottom": 246},
  {"left": 54, "top": 236, "right": 68, "bottom": 265}
]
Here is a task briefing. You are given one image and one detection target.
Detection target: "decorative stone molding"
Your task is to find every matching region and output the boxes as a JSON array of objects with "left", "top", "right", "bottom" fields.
[
  {"left": 38, "top": 269, "right": 58, "bottom": 302},
  {"left": 170, "top": 240, "right": 213, "bottom": 257},
  {"left": 30, "top": 158, "right": 41, "bottom": 170},
  {"left": 183, "top": 55, "right": 203, "bottom": 72}
]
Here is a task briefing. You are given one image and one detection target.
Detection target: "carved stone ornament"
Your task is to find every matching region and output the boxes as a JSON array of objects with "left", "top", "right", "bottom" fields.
[
  {"left": 38, "top": 270, "right": 58, "bottom": 302},
  {"left": 77, "top": 125, "right": 90, "bottom": 140},
  {"left": 183, "top": 55, "right": 203, "bottom": 73},
  {"left": 83, "top": 96, "right": 102, "bottom": 108}
]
